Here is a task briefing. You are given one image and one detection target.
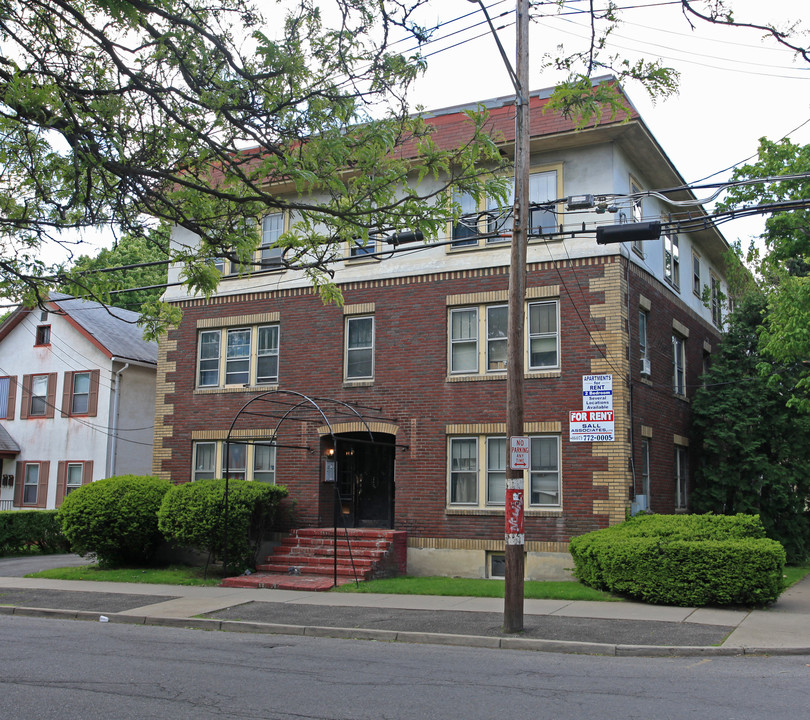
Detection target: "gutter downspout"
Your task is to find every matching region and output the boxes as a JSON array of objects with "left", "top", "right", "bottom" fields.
[{"left": 107, "top": 363, "right": 130, "bottom": 477}]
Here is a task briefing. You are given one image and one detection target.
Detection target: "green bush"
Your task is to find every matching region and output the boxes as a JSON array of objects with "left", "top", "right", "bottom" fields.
[
  {"left": 569, "top": 514, "right": 786, "bottom": 606},
  {"left": 157, "top": 479, "right": 288, "bottom": 573},
  {"left": 0, "top": 510, "right": 70, "bottom": 555},
  {"left": 58, "top": 475, "right": 171, "bottom": 567}
]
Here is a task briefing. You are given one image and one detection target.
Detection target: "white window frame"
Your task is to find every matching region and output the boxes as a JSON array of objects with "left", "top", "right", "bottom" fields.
[
  {"left": 630, "top": 177, "right": 644, "bottom": 256},
  {"left": 192, "top": 440, "right": 277, "bottom": 483},
  {"left": 70, "top": 372, "right": 91, "bottom": 415},
  {"left": 449, "top": 167, "right": 562, "bottom": 250},
  {"left": 639, "top": 309, "right": 650, "bottom": 377},
  {"left": 65, "top": 463, "right": 84, "bottom": 496},
  {"left": 344, "top": 315, "right": 375, "bottom": 381},
  {"left": 641, "top": 437, "right": 651, "bottom": 500},
  {"left": 23, "top": 463, "right": 40, "bottom": 505},
  {"left": 664, "top": 232, "right": 680, "bottom": 288},
  {"left": 30, "top": 374, "right": 49, "bottom": 416},
  {"left": 675, "top": 445, "right": 688, "bottom": 510},
  {"left": 260, "top": 212, "right": 285, "bottom": 269},
  {"left": 672, "top": 333, "right": 686, "bottom": 396},
  {"left": 527, "top": 300, "right": 559, "bottom": 371},
  {"left": 447, "top": 434, "right": 561, "bottom": 509},
  {"left": 449, "top": 307, "right": 479, "bottom": 374},
  {"left": 710, "top": 274, "right": 722, "bottom": 326},
  {"left": 451, "top": 191, "right": 479, "bottom": 247},
  {"left": 692, "top": 251, "right": 701, "bottom": 297},
  {"left": 197, "top": 324, "right": 280, "bottom": 389}
]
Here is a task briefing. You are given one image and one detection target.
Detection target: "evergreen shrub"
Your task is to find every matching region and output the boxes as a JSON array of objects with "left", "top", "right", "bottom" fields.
[
  {"left": 569, "top": 514, "right": 785, "bottom": 606},
  {"left": 0, "top": 510, "right": 69, "bottom": 555},
  {"left": 157, "top": 478, "right": 288, "bottom": 573},
  {"left": 58, "top": 475, "right": 171, "bottom": 567}
]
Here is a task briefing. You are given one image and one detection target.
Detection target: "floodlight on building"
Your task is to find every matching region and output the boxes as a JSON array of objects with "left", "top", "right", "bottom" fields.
[{"left": 596, "top": 221, "right": 661, "bottom": 245}]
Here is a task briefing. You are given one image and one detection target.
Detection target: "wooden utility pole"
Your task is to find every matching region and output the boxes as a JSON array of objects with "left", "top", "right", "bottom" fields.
[{"left": 503, "top": 0, "right": 530, "bottom": 634}]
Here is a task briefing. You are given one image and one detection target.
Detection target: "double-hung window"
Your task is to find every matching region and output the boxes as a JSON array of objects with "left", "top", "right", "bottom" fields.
[
  {"left": 710, "top": 274, "right": 722, "bottom": 326},
  {"left": 61, "top": 370, "right": 99, "bottom": 417},
  {"left": 639, "top": 310, "right": 649, "bottom": 375},
  {"left": 448, "top": 435, "right": 561, "bottom": 509},
  {"left": 451, "top": 192, "right": 479, "bottom": 246},
  {"left": 198, "top": 331, "right": 221, "bottom": 387},
  {"left": 692, "top": 252, "right": 702, "bottom": 296},
  {"left": 197, "top": 323, "right": 280, "bottom": 389},
  {"left": 450, "top": 299, "right": 559, "bottom": 376},
  {"left": 672, "top": 334, "right": 686, "bottom": 396},
  {"left": 192, "top": 441, "right": 277, "bottom": 483},
  {"left": 450, "top": 308, "right": 478, "bottom": 373},
  {"left": 527, "top": 301, "right": 558, "bottom": 370},
  {"left": 23, "top": 463, "right": 40, "bottom": 504},
  {"left": 55, "top": 460, "right": 93, "bottom": 505},
  {"left": 21, "top": 373, "right": 56, "bottom": 419},
  {"left": 15, "top": 460, "right": 49, "bottom": 507},
  {"left": 345, "top": 316, "right": 374, "bottom": 380},
  {"left": 664, "top": 232, "right": 680, "bottom": 288},
  {"left": 449, "top": 305, "right": 507, "bottom": 375},
  {"left": 225, "top": 328, "right": 251, "bottom": 385},
  {"left": 630, "top": 178, "right": 644, "bottom": 256},
  {"left": 530, "top": 436, "right": 560, "bottom": 506},
  {"left": 486, "top": 306, "right": 508, "bottom": 371},
  {"left": 260, "top": 213, "right": 285, "bottom": 268},
  {"left": 675, "top": 446, "right": 688, "bottom": 510},
  {"left": 449, "top": 437, "right": 478, "bottom": 504}
]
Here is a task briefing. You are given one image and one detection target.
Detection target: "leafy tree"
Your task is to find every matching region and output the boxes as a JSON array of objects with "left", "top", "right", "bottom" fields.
[
  {"left": 0, "top": 0, "right": 806, "bottom": 337},
  {"left": 65, "top": 231, "right": 169, "bottom": 313},
  {"left": 720, "top": 137, "right": 810, "bottom": 411},
  {"left": 691, "top": 293, "right": 810, "bottom": 563}
]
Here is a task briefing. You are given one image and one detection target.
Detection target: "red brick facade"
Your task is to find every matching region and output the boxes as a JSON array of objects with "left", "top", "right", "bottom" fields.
[{"left": 153, "top": 252, "right": 720, "bottom": 557}]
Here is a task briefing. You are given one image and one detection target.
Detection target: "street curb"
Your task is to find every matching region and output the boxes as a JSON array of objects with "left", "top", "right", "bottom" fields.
[{"left": 3, "top": 604, "right": 809, "bottom": 657}]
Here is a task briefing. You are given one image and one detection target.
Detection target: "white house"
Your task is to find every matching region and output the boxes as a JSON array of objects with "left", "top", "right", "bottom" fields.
[{"left": 0, "top": 293, "right": 157, "bottom": 510}]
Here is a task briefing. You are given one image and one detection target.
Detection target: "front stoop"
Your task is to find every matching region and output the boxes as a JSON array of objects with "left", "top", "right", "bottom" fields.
[{"left": 220, "top": 528, "right": 407, "bottom": 591}]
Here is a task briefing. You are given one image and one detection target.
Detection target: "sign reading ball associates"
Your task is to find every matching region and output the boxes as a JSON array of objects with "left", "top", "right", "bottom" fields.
[
  {"left": 570, "top": 375, "right": 615, "bottom": 442},
  {"left": 569, "top": 410, "right": 615, "bottom": 442}
]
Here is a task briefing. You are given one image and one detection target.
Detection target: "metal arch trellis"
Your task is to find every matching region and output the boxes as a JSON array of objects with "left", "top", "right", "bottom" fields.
[{"left": 221, "top": 389, "right": 382, "bottom": 587}]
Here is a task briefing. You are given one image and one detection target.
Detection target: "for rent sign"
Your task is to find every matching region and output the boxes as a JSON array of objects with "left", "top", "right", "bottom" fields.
[{"left": 569, "top": 410, "right": 615, "bottom": 442}]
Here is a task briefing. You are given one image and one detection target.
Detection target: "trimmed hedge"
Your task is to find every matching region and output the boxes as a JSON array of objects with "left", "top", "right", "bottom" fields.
[
  {"left": 569, "top": 514, "right": 785, "bottom": 606},
  {"left": 58, "top": 475, "right": 171, "bottom": 567},
  {"left": 0, "top": 510, "right": 69, "bottom": 555},
  {"left": 157, "top": 478, "right": 288, "bottom": 573}
]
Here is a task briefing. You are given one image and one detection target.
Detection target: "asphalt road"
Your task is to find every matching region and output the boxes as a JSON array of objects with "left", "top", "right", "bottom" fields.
[
  {"left": 2, "top": 615, "right": 809, "bottom": 720},
  {"left": 0, "top": 553, "right": 92, "bottom": 577}
]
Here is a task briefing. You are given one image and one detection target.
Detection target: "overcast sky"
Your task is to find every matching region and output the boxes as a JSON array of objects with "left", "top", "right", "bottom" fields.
[{"left": 404, "top": 0, "right": 810, "bottom": 247}]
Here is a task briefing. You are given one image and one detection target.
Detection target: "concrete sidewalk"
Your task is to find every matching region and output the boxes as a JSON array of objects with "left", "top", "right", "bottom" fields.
[{"left": 2, "top": 567, "right": 809, "bottom": 657}]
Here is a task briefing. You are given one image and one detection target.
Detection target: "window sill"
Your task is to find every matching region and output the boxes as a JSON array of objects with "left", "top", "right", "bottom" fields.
[
  {"left": 345, "top": 255, "right": 381, "bottom": 264},
  {"left": 638, "top": 376, "right": 653, "bottom": 386},
  {"left": 525, "top": 369, "right": 561, "bottom": 379},
  {"left": 446, "top": 373, "right": 506, "bottom": 383},
  {"left": 344, "top": 379, "right": 374, "bottom": 388},
  {"left": 673, "top": 392, "right": 690, "bottom": 403},
  {"left": 445, "top": 507, "right": 563, "bottom": 516},
  {"left": 194, "top": 384, "right": 279, "bottom": 395}
]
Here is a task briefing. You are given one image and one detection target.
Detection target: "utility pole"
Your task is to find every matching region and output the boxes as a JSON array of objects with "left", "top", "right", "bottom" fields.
[
  {"left": 503, "top": 0, "right": 530, "bottom": 634},
  {"left": 468, "top": 0, "right": 530, "bottom": 633}
]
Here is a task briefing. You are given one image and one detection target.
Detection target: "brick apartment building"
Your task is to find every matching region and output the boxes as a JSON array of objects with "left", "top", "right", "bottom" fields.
[{"left": 152, "top": 82, "right": 729, "bottom": 579}]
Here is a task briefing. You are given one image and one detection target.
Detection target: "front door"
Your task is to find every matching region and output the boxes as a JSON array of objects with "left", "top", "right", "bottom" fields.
[{"left": 335, "top": 432, "right": 395, "bottom": 528}]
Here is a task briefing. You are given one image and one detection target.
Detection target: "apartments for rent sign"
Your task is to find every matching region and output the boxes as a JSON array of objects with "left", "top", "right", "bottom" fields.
[{"left": 570, "top": 374, "right": 615, "bottom": 442}]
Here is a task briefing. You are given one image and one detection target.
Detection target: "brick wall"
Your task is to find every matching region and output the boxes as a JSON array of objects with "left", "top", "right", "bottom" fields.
[{"left": 154, "top": 254, "right": 717, "bottom": 545}]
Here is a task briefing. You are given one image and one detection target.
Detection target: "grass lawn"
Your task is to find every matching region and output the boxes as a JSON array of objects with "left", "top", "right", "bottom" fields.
[
  {"left": 26, "top": 563, "right": 810, "bottom": 600},
  {"left": 332, "top": 575, "right": 621, "bottom": 601},
  {"left": 27, "top": 564, "right": 223, "bottom": 586}
]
